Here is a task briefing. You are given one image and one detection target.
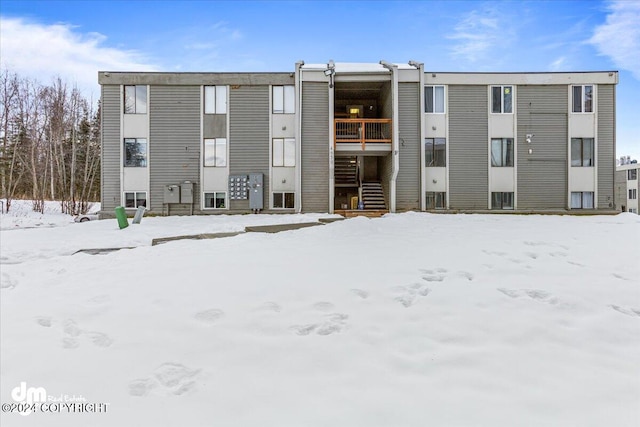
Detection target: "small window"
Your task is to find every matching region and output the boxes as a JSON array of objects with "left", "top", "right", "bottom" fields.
[
  {"left": 571, "top": 192, "right": 594, "bottom": 209},
  {"left": 204, "top": 138, "right": 227, "bottom": 167},
  {"left": 124, "top": 192, "right": 147, "bottom": 208},
  {"left": 491, "top": 138, "right": 514, "bottom": 167},
  {"left": 124, "top": 138, "right": 147, "bottom": 167},
  {"left": 425, "top": 86, "right": 445, "bottom": 113},
  {"left": 629, "top": 189, "right": 637, "bottom": 200},
  {"left": 572, "top": 85, "right": 593, "bottom": 113},
  {"left": 204, "top": 86, "right": 227, "bottom": 114},
  {"left": 272, "top": 138, "right": 296, "bottom": 167},
  {"left": 491, "top": 86, "right": 513, "bottom": 114},
  {"left": 491, "top": 192, "right": 514, "bottom": 210},
  {"left": 204, "top": 192, "right": 227, "bottom": 209},
  {"left": 571, "top": 138, "right": 594, "bottom": 167},
  {"left": 628, "top": 169, "right": 637, "bottom": 180},
  {"left": 425, "top": 138, "right": 446, "bottom": 167},
  {"left": 425, "top": 192, "right": 446, "bottom": 209},
  {"left": 273, "top": 192, "right": 295, "bottom": 209},
  {"left": 124, "top": 85, "right": 147, "bottom": 114},
  {"left": 272, "top": 85, "right": 295, "bottom": 114}
]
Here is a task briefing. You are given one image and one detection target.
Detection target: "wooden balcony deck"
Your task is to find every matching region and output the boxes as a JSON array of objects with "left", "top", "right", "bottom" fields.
[{"left": 334, "top": 119, "right": 392, "bottom": 150}]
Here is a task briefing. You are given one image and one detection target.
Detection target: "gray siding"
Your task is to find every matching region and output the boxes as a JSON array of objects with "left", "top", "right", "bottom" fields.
[
  {"left": 597, "top": 84, "right": 615, "bottom": 209},
  {"left": 448, "top": 85, "right": 488, "bottom": 209},
  {"left": 149, "top": 85, "right": 201, "bottom": 214},
  {"left": 397, "top": 82, "right": 421, "bottom": 210},
  {"left": 517, "top": 86, "right": 568, "bottom": 209},
  {"left": 101, "top": 85, "right": 121, "bottom": 211},
  {"left": 301, "top": 82, "right": 329, "bottom": 212},
  {"left": 614, "top": 170, "right": 627, "bottom": 211},
  {"left": 229, "top": 85, "right": 270, "bottom": 210}
]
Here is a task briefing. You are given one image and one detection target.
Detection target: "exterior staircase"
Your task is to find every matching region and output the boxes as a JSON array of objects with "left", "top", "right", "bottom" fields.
[
  {"left": 361, "top": 182, "right": 386, "bottom": 210},
  {"left": 334, "top": 156, "right": 358, "bottom": 185}
]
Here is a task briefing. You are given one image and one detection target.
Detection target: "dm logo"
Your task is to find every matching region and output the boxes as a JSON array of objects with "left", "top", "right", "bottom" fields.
[{"left": 11, "top": 382, "right": 47, "bottom": 416}]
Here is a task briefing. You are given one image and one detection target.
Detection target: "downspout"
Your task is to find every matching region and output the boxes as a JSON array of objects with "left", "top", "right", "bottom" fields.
[
  {"left": 295, "top": 60, "right": 304, "bottom": 213},
  {"left": 380, "top": 60, "right": 399, "bottom": 213},
  {"left": 327, "top": 60, "right": 335, "bottom": 214},
  {"left": 409, "top": 60, "right": 425, "bottom": 211}
]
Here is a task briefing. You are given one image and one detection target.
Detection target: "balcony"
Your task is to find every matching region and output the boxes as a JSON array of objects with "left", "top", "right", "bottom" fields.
[{"left": 334, "top": 119, "right": 392, "bottom": 150}]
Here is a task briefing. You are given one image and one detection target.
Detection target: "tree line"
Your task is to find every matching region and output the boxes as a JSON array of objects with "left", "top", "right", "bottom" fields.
[{"left": 0, "top": 69, "right": 101, "bottom": 214}]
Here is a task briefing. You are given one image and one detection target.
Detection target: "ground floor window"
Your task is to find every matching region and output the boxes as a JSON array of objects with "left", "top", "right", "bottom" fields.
[
  {"left": 426, "top": 192, "right": 446, "bottom": 209},
  {"left": 204, "top": 192, "right": 226, "bottom": 209},
  {"left": 273, "top": 192, "right": 294, "bottom": 209},
  {"left": 491, "top": 192, "right": 514, "bottom": 210},
  {"left": 629, "top": 208, "right": 637, "bottom": 214},
  {"left": 571, "top": 192, "right": 594, "bottom": 209},
  {"left": 124, "top": 191, "right": 147, "bottom": 208}
]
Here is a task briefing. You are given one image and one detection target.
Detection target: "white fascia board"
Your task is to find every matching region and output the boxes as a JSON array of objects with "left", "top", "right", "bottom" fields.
[{"left": 425, "top": 71, "right": 619, "bottom": 85}]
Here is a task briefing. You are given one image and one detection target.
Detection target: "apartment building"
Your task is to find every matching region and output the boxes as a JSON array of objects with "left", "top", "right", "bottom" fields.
[
  {"left": 98, "top": 61, "right": 618, "bottom": 215},
  {"left": 615, "top": 161, "right": 639, "bottom": 214}
]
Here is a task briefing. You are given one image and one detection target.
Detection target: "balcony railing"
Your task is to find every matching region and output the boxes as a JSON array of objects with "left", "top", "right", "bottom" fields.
[{"left": 334, "top": 119, "right": 392, "bottom": 150}]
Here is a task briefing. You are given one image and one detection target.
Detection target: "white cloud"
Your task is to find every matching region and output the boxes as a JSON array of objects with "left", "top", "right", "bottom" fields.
[
  {"left": 0, "top": 17, "right": 157, "bottom": 99},
  {"left": 589, "top": 1, "right": 640, "bottom": 79},
  {"left": 549, "top": 56, "right": 567, "bottom": 71}
]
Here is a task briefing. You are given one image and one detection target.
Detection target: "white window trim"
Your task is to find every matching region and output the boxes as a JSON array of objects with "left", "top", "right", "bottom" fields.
[
  {"left": 272, "top": 85, "right": 295, "bottom": 114},
  {"left": 204, "top": 85, "right": 228, "bottom": 114},
  {"left": 203, "top": 138, "right": 227, "bottom": 167},
  {"left": 123, "top": 191, "right": 148, "bottom": 209},
  {"left": 570, "top": 85, "right": 595, "bottom": 114},
  {"left": 272, "top": 138, "right": 296, "bottom": 167},
  {"left": 202, "top": 191, "right": 228, "bottom": 210},
  {"left": 123, "top": 138, "right": 148, "bottom": 168},
  {"left": 490, "top": 85, "right": 514, "bottom": 115},
  {"left": 425, "top": 85, "right": 446, "bottom": 114},
  {"left": 124, "top": 85, "right": 148, "bottom": 114},
  {"left": 272, "top": 192, "right": 295, "bottom": 209}
]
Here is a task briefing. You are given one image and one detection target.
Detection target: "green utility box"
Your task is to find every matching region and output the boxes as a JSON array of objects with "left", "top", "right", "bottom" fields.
[{"left": 115, "top": 206, "right": 129, "bottom": 229}]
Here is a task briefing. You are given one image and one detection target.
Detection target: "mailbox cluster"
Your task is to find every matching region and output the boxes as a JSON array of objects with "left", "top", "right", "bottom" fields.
[{"left": 228, "top": 175, "right": 249, "bottom": 200}]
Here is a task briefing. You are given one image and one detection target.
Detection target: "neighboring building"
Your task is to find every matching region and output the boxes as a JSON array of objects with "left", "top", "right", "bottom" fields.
[
  {"left": 98, "top": 62, "right": 618, "bottom": 215},
  {"left": 615, "top": 161, "right": 639, "bottom": 214}
]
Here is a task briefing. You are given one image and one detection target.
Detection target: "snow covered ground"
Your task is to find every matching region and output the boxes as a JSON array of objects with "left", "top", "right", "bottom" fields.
[{"left": 1, "top": 208, "right": 639, "bottom": 426}]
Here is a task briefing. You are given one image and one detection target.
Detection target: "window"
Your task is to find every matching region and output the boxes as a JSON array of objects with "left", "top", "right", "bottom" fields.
[
  {"left": 204, "top": 138, "right": 227, "bottom": 167},
  {"left": 629, "top": 189, "right": 637, "bottom": 200},
  {"left": 204, "top": 192, "right": 226, "bottom": 209},
  {"left": 572, "top": 85, "right": 593, "bottom": 113},
  {"left": 273, "top": 192, "right": 295, "bottom": 209},
  {"left": 124, "top": 85, "right": 147, "bottom": 114},
  {"left": 204, "top": 86, "right": 227, "bottom": 114},
  {"left": 571, "top": 138, "right": 594, "bottom": 167},
  {"left": 272, "top": 85, "right": 295, "bottom": 114},
  {"left": 425, "top": 86, "right": 445, "bottom": 113},
  {"left": 426, "top": 192, "right": 446, "bottom": 209},
  {"left": 491, "top": 138, "right": 514, "bottom": 167},
  {"left": 124, "top": 138, "right": 147, "bottom": 167},
  {"left": 630, "top": 208, "right": 637, "bottom": 214},
  {"left": 491, "top": 192, "right": 514, "bottom": 210},
  {"left": 124, "top": 192, "right": 147, "bottom": 208},
  {"left": 628, "top": 169, "right": 637, "bottom": 180},
  {"left": 272, "top": 138, "right": 295, "bottom": 167},
  {"left": 491, "top": 86, "right": 513, "bottom": 114},
  {"left": 425, "top": 138, "right": 446, "bottom": 167},
  {"left": 571, "top": 192, "right": 594, "bottom": 209}
]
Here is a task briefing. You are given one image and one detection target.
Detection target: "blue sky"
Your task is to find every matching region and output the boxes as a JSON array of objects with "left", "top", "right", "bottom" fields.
[{"left": 1, "top": 0, "right": 638, "bottom": 159}]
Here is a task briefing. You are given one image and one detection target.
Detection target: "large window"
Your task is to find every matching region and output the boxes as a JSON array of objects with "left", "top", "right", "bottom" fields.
[
  {"left": 628, "top": 169, "right": 637, "bottom": 180},
  {"left": 491, "top": 192, "right": 514, "bottom": 210},
  {"left": 124, "top": 85, "right": 147, "bottom": 114},
  {"left": 571, "top": 192, "right": 594, "bottom": 209},
  {"left": 425, "top": 86, "right": 445, "bottom": 113},
  {"left": 491, "top": 86, "right": 513, "bottom": 114},
  {"left": 124, "top": 138, "right": 147, "bottom": 167},
  {"left": 425, "top": 138, "right": 446, "bottom": 167},
  {"left": 426, "top": 192, "right": 446, "bottom": 209},
  {"left": 273, "top": 192, "right": 295, "bottom": 209},
  {"left": 272, "top": 138, "right": 295, "bottom": 167},
  {"left": 572, "top": 85, "right": 593, "bottom": 113},
  {"left": 204, "top": 138, "right": 227, "bottom": 167},
  {"left": 204, "top": 192, "right": 226, "bottom": 209},
  {"left": 124, "top": 192, "right": 147, "bottom": 208},
  {"left": 571, "top": 138, "right": 594, "bottom": 167},
  {"left": 491, "top": 138, "right": 514, "bottom": 167},
  {"left": 204, "top": 86, "right": 227, "bottom": 114},
  {"left": 272, "top": 85, "right": 295, "bottom": 114},
  {"left": 630, "top": 189, "right": 637, "bottom": 200}
]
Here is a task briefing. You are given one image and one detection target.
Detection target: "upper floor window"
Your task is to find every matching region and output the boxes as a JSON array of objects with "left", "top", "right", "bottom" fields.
[
  {"left": 491, "top": 86, "right": 512, "bottom": 114},
  {"left": 572, "top": 85, "right": 593, "bottom": 113},
  {"left": 628, "top": 169, "right": 637, "bottom": 180},
  {"left": 425, "top": 138, "right": 446, "bottom": 167},
  {"left": 491, "top": 138, "right": 514, "bottom": 167},
  {"left": 571, "top": 138, "right": 594, "bottom": 167},
  {"left": 272, "top": 138, "right": 295, "bottom": 167},
  {"left": 425, "top": 86, "right": 445, "bottom": 113},
  {"left": 204, "top": 138, "right": 227, "bottom": 167},
  {"left": 272, "top": 85, "right": 295, "bottom": 114},
  {"left": 124, "top": 138, "right": 147, "bottom": 167},
  {"left": 630, "top": 189, "right": 638, "bottom": 200},
  {"left": 124, "top": 85, "right": 147, "bottom": 114},
  {"left": 204, "top": 86, "right": 227, "bottom": 114}
]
